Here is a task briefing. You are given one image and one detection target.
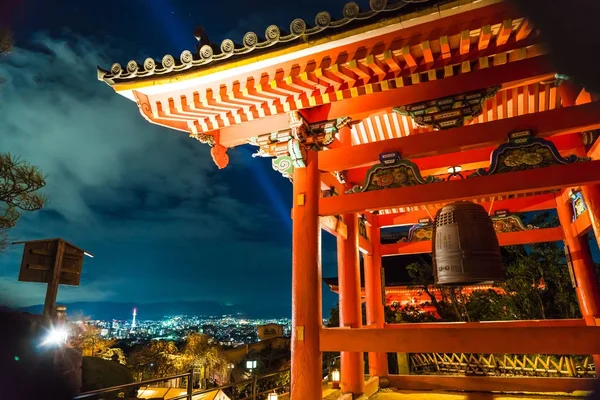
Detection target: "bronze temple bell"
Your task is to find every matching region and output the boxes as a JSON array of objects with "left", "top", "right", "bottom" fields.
[{"left": 432, "top": 201, "right": 505, "bottom": 286}]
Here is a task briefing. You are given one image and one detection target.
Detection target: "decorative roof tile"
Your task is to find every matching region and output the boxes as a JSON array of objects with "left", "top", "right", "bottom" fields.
[{"left": 98, "top": 0, "right": 449, "bottom": 84}]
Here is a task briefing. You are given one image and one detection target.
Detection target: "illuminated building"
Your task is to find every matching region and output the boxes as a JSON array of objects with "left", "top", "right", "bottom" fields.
[{"left": 99, "top": 0, "right": 600, "bottom": 397}]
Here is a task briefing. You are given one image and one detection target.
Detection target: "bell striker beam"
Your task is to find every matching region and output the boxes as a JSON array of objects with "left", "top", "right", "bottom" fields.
[
  {"left": 364, "top": 215, "right": 388, "bottom": 378},
  {"left": 337, "top": 213, "right": 365, "bottom": 395},
  {"left": 291, "top": 150, "right": 322, "bottom": 399},
  {"left": 555, "top": 193, "right": 600, "bottom": 374}
]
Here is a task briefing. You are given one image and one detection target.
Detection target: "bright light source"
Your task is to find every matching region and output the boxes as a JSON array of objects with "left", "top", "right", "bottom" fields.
[
  {"left": 246, "top": 360, "right": 257, "bottom": 369},
  {"left": 331, "top": 369, "right": 340, "bottom": 389},
  {"left": 268, "top": 393, "right": 278, "bottom": 400},
  {"left": 41, "top": 327, "right": 68, "bottom": 346},
  {"left": 447, "top": 166, "right": 462, "bottom": 174}
]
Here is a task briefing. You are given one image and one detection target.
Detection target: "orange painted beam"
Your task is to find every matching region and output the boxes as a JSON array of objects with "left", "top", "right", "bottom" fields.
[
  {"left": 217, "top": 54, "right": 552, "bottom": 146},
  {"left": 319, "top": 326, "right": 600, "bottom": 354},
  {"left": 345, "top": 133, "right": 584, "bottom": 183},
  {"left": 378, "top": 194, "right": 558, "bottom": 226},
  {"left": 387, "top": 375, "right": 596, "bottom": 393},
  {"left": 319, "top": 101, "right": 600, "bottom": 172},
  {"left": 572, "top": 211, "right": 593, "bottom": 237},
  {"left": 219, "top": 113, "right": 290, "bottom": 147},
  {"left": 384, "top": 319, "right": 586, "bottom": 329},
  {"left": 319, "top": 160, "right": 600, "bottom": 216},
  {"left": 381, "top": 227, "right": 564, "bottom": 256},
  {"left": 359, "top": 235, "right": 372, "bottom": 255},
  {"left": 305, "top": 55, "right": 555, "bottom": 124},
  {"left": 589, "top": 134, "right": 600, "bottom": 160}
]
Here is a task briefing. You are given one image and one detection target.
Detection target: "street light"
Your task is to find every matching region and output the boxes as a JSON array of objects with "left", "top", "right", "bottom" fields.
[
  {"left": 246, "top": 360, "right": 257, "bottom": 370},
  {"left": 267, "top": 392, "right": 278, "bottom": 400},
  {"left": 41, "top": 326, "right": 68, "bottom": 346}
]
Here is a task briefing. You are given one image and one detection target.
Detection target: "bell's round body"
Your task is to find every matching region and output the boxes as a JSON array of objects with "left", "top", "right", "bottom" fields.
[{"left": 432, "top": 201, "right": 505, "bottom": 286}]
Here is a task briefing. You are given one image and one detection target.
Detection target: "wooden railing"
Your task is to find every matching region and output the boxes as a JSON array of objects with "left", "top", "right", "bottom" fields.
[{"left": 409, "top": 353, "right": 596, "bottom": 378}]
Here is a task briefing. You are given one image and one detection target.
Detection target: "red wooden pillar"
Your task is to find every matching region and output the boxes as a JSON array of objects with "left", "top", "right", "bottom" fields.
[
  {"left": 582, "top": 182, "right": 600, "bottom": 248},
  {"left": 364, "top": 215, "right": 388, "bottom": 378},
  {"left": 337, "top": 213, "right": 365, "bottom": 395},
  {"left": 291, "top": 150, "right": 322, "bottom": 400},
  {"left": 556, "top": 194, "right": 600, "bottom": 374}
]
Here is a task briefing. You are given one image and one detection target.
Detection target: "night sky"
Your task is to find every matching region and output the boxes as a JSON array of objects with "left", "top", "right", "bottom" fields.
[{"left": 0, "top": 0, "right": 355, "bottom": 317}]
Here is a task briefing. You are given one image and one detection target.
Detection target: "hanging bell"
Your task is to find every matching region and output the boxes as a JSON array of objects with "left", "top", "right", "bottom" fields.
[{"left": 432, "top": 201, "right": 505, "bottom": 286}]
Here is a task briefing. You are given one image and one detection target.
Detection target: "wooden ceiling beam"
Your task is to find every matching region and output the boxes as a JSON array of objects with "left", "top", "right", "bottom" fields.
[
  {"left": 402, "top": 46, "right": 417, "bottom": 70},
  {"left": 343, "top": 132, "right": 584, "bottom": 183},
  {"left": 460, "top": 30, "right": 471, "bottom": 55},
  {"left": 218, "top": 55, "right": 554, "bottom": 146},
  {"left": 319, "top": 101, "right": 600, "bottom": 172},
  {"left": 496, "top": 19, "right": 513, "bottom": 46},
  {"left": 381, "top": 227, "right": 564, "bottom": 256},
  {"left": 516, "top": 19, "right": 534, "bottom": 42},
  {"left": 439, "top": 36, "right": 451, "bottom": 60},
  {"left": 478, "top": 24, "right": 492, "bottom": 50},
  {"left": 377, "top": 194, "right": 558, "bottom": 227},
  {"left": 319, "top": 160, "right": 600, "bottom": 216},
  {"left": 421, "top": 41, "right": 434, "bottom": 65},
  {"left": 305, "top": 54, "right": 554, "bottom": 127}
]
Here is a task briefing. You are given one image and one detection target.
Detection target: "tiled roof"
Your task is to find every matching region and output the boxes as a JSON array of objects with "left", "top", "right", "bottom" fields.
[{"left": 98, "top": 0, "right": 451, "bottom": 84}]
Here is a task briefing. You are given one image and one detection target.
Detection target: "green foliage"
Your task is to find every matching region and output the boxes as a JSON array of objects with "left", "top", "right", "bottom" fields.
[
  {"left": 0, "top": 153, "right": 46, "bottom": 248},
  {"left": 227, "top": 346, "right": 291, "bottom": 400},
  {"left": 179, "top": 332, "right": 229, "bottom": 385},
  {"left": 387, "top": 212, "right": 582, "bottom": 324},
  {"left": 127, "top": 340, "right": 179, "bottom": 380}
]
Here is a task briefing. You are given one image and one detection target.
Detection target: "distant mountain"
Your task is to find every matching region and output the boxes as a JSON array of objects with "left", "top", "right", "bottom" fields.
[{"left": 19, "top": 301, "right": 290, "bottom": 320}]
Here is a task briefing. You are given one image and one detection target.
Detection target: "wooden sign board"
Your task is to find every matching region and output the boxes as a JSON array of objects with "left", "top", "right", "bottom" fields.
[{"left": 18, "top": 239, "right": 85, "bottom": 286}]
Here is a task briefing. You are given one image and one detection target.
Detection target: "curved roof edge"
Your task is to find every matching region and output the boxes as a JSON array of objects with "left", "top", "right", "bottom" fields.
[{"left": 98, "top": 0, "right": 453, "bottom": 85}]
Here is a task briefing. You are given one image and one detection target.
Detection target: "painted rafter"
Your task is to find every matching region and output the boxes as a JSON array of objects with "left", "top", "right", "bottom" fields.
[{"left": 116, "top": 6, "right": 540, "bottom": 145}]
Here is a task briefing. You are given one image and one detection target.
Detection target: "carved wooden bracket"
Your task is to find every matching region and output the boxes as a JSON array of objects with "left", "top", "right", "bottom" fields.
[
  {"left": 393, "top": 86, "right": 500, "bottom": 130},
  {"left": 347, "top": 153, "right": 442, "bottom": 194},
  {"left": 249, "top": 111, "right": 350, "bottom": 179},
  {"left": 469, "top": 130, "right": 589, "bottom": 177}
]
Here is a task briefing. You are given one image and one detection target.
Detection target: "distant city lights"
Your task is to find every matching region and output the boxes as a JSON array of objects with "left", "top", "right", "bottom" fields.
[{"left": 71, "top": 313, "right": 292, "bottom": 346}]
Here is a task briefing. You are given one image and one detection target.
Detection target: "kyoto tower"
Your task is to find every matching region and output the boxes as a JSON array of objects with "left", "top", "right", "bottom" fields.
[{"left": 131, "top": 308, "right": 137, "bottom": 332}]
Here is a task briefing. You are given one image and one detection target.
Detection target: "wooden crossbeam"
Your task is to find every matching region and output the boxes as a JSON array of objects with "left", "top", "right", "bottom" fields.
[
  {"left": 572, "top": 211, "right": 593, "bottom": 237},
  {"left": 318, "top": 101, "right": 600, "bottom": 172},
  {"left": 381, "top": 227, "right": 564, "bottom": 256},
  {"left": 319, "top": 160, "right": 600, "bottom": 216},
  {"left": 319, "top": 325, "right": 600, "bottom": 354},
  {"left": 387, "top": 375, "right": 596, "bottom": 393},
  {"left": 378, "top": 194, "right": 558, "bottom": 227},
  {"left": 344, "top": 132, "right": 584, "bottom": 182}
]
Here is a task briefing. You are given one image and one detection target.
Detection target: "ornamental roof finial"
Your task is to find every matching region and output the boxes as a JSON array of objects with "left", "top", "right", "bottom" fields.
[{"left": 193, "top": 26, "right": 211, "bottom": 47}]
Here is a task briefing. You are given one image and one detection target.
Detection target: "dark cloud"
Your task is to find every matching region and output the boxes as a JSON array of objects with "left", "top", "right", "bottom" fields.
[{"left": 0, "top": 32, "right": 303, "bottom": 311}]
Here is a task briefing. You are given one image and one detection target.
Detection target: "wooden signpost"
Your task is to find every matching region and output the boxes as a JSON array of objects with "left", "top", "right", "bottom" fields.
[{"left": 14, "top": 238, "right": 92, "bottom": 317}]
